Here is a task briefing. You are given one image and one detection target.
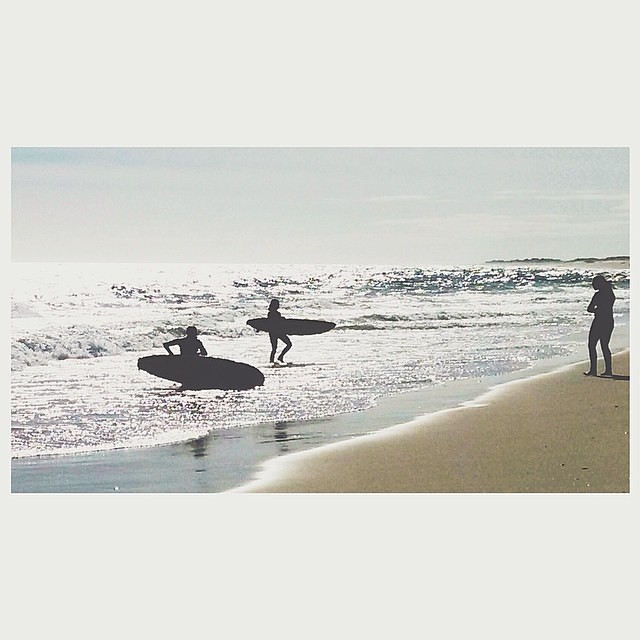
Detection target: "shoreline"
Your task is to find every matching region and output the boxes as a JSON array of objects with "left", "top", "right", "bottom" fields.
[
  {"left": 484, "top": 258, "right": 629, "bottom": 270},
  {"left": 235, "top": 350, "right": 630, "bottom": 493},
  {"left": 11, "top": 337, "right": 630, "bottom": 493}
]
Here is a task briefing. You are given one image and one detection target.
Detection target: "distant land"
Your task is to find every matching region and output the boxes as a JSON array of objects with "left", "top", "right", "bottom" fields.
[{"left": 486, "top": 256, "right": 629, "bottom": 265}]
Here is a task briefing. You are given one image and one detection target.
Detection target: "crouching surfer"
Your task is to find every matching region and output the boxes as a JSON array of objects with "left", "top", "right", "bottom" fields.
[
  {"left": 268, "top": 299, "right": 292, "bottom": 364},
  {"left": 164, "top": 326, "right": 208, "bottom": 357}
]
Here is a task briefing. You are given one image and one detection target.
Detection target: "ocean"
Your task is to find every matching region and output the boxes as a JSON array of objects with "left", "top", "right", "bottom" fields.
[{"left": 11, "top": 262, "right": 629, "bottom": 490}]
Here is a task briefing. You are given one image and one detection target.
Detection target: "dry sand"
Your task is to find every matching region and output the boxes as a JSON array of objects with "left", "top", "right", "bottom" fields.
[{"left": 237, "top": 351, "right": 630, "bottom": 493}]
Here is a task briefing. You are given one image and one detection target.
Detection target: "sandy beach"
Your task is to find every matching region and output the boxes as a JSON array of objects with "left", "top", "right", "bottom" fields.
[{"left": 236, "top": 350, "right": 630, "bottom": 493}]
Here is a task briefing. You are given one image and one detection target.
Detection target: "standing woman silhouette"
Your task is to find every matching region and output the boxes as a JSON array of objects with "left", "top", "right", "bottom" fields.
[
  {"left": 584, "top": 275, "right": 615, "bottom": 377},
  {"left": 268, "top": 299, "right": 292, "bottom": 364}
]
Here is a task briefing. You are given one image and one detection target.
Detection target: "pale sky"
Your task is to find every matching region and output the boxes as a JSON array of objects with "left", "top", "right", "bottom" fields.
[{"left": 11, "top": 147, "right": 629, "bottom": 265}]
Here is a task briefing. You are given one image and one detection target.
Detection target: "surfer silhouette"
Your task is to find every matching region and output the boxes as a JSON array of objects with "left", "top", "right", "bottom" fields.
[
  {"left": 163, "top": 326, "right": 208, "bottom": 357},
  {"left": 584, "top": 275, "right": 615, "bottom": 377},
  {"left": 268, "top": 299, "right": 292, "bottom": 364}
]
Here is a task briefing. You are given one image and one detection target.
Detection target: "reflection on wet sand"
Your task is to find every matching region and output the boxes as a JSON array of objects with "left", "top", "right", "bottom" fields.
[
  {"left": 189, "top": 436, "right": 208, "bottom": 459},
  {"left": 274, "top": 422, "right": 290, "bottom": 453}
]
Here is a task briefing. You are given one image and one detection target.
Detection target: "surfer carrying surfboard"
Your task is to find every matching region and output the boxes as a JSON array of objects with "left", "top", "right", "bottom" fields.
[
  {"left": 267, "top": 299, "right": 292, "bottom": 364},
  {"left": 163, "top": 326, "right": 208, "bottom": 357}
]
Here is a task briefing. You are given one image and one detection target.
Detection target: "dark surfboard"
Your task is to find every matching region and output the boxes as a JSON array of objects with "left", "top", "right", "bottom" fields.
[
  {"left": 246, "top": 318, "right": 336, "bottom": 336},
  {"left": 137, "top": 355, "right": 264, "bottom": 390}
]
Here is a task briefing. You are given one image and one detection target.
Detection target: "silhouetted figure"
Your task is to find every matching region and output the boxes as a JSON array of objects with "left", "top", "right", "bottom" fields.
[
  {"left": 268, "top": 299, "right": 292, "bottom": 364},
  {"left": 584, "top": 275, "right": 615, "bottom": 377},
  {"left": 163, "top": 326, "right": 208, "bottom": 357}
]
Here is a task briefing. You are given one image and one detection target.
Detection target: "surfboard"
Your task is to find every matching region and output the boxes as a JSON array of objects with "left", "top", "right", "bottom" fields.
[
  {"left": 137, "top": 355, "right": 264, "bottom": 390},
  {"left": 246, "top": 318, "right": 336, "bottom": 336}
]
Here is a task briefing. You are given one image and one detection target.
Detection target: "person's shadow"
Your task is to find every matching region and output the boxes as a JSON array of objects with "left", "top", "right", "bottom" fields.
[{"left": 603, "top": 374, "right": 630, "bottom": 381}]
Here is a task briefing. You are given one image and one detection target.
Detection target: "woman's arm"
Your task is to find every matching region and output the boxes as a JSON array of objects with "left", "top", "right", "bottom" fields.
[
  {"left": 163, "top": 338, "right": 179, "bottom": 355},
  {"left": 587, "top": 293, "right": 598, "bottom": 314}
]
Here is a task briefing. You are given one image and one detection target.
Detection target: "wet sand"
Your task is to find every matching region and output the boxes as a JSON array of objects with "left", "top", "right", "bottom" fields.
[{"left": 236, "top": 351, "right": 630, "bottom": 493}]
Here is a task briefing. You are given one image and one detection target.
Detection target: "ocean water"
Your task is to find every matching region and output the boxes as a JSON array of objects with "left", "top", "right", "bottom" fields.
[{"left": 11, "top": 262, "right": 630, "bottom": 460}]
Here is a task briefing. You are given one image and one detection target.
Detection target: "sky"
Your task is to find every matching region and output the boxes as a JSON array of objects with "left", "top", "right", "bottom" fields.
[{"left": 11, "top": 147, "right": 629, "bottom": 266}]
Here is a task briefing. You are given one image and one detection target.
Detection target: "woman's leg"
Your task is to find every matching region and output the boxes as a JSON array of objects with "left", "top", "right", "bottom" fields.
[
  {"left": 600, "top": 324, "right": 614, "bottom": 375},
  {"left": 586, "top": 323, "right": 598, "bottom": 375},
  {"left": 269, "top": 334, "right": 278, "bottom": 363},
  {"left": 278, "top": 336, "right": 292, "bottom": 362}
]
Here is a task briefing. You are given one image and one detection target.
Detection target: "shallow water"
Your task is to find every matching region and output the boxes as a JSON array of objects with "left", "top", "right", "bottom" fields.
[{"left": 11, "top": 262, "right": 629, "bottom": 460}]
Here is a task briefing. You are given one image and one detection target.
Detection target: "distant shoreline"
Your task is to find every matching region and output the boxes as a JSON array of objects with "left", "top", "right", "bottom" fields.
[{"left": 486, "top": 256, "right": 629, "bottom": 266}]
